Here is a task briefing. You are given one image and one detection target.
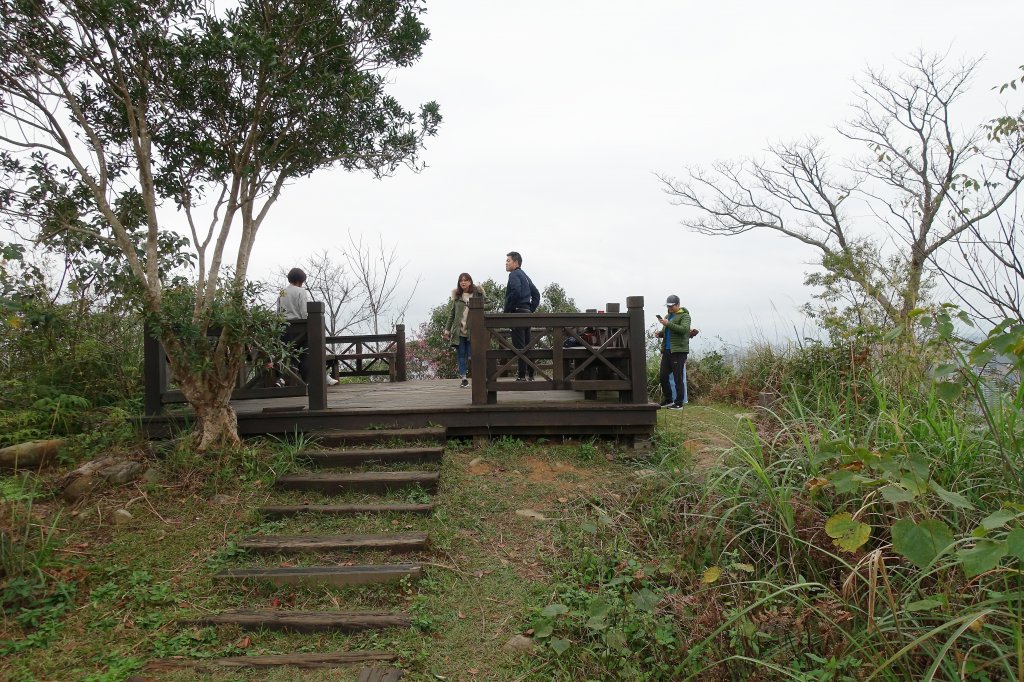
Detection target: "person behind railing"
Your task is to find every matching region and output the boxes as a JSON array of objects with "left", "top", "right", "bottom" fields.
[
  {"left": 443, "top": 272, "right": 485, "bottom": 388},
  {"left": 655, "top": 294, "right": 690, "bottom": 410},
  {"left": 504, "top": 251, "right": 540, "bottom": 381},
  {"left": 277, "top": 267, "right": 338, "bottom": 387}
]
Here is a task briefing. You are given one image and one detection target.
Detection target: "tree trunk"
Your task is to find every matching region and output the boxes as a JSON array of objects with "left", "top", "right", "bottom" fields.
[{"left": 165, "top": 349, "right": 243, "bottom": 452}]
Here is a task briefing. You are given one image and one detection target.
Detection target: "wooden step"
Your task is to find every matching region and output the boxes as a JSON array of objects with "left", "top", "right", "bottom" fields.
[
  {"left": 145, "top": 651, "right": 396, "bottom": 671},
  {"left": 182, "top": 609, "right": 411, "bottom": 632},
  {"left": 259, "top": 502, "right": 435, "bottom": 518},
  {"left": 359, "top": 667, "right": 404, "bottom": 682},
  {"left": 298, "top": 447, "right": 443, "bottom": 468},
  {"left": 312, "top": 426, "right": 446, "bottom": 447},
  {"left": 238, "top": 531, "right": 428, "bottom": 554},
  {"left": 215, "top": 563, "right": 421, "bottom": 587},
  {"left": 275, "top": 471, "right": 439, "bottom": 494}
]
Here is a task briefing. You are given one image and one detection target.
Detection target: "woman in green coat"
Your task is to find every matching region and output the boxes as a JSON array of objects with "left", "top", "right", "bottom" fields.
[{"left": 443, "top": 273, "right": 484, "bottom": 387}]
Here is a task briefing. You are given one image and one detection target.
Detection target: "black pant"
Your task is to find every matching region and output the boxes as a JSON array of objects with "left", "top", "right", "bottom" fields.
[
  {"left": 659, "top": 351, "right": 687, "bottom": 405},
  {"left": 511, "top": 306, "right": 533, "bottom": 378},
  {"left": 281, "top": 325, "right": 309, "bottom": 383}
]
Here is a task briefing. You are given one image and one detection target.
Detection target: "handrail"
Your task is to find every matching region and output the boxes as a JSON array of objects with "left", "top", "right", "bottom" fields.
[
  {"left": 142, "top": 302, "right": 406, "bottom": 415},
  {"left": 467, "top": 295, "right": 647, "bottom": 405}
]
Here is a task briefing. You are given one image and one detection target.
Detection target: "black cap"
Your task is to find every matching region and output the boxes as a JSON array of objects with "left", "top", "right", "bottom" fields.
[{"left": 665, "top": 295, "right": 680, "bottom": 306}]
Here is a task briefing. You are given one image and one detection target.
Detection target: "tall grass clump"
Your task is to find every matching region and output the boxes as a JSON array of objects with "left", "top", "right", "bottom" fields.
[
  {"left": 540, "top": 312, "right": 1023, "bottom": 679},
  {"left": 669, "top": 311, "right": 1024, "bottom": 679}
]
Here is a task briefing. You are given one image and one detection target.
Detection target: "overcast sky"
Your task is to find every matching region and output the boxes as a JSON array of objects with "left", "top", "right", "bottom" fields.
[{"left": 247, "top": 1, "right": 1024, "bottom": 349}]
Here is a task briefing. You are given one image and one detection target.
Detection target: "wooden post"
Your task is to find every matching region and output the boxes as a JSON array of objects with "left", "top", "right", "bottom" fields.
[
  {"left": 606, "top": 303, "right": 620, "bottom": 313},
  {"left": 143, "top": 322, "right": 166, "bottom": 415},
  {"left": 468, "top": 295, "right": 489, "bottom": 405},
  {"left": 627, "top": 296, "right": 647, "bottom": 404},
  {"left": 394, "top": 324, "right": 407, "bottom": 382},
  {"left": 307, "top": 302, "right": 327, "bottom": 411}
]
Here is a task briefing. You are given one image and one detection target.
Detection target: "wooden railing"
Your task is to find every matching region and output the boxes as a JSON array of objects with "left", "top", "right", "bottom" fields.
[
  {"left": 467, "top": 295, "right": 647, "bottom": 405},
  {"left": 143, "top": 302, "right": 406, "bottom": 415}
]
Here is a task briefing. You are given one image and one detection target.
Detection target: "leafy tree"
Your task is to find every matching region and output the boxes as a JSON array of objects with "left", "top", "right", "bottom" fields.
[
  {"left": 537, "top": 282, "right": 579, "bottom": 314},
  {"left": 659, "top": 53, "right": 1024, "bottom": 330},
  {"left": 0, "top": 0, "right": 440, "bottom": 449}
]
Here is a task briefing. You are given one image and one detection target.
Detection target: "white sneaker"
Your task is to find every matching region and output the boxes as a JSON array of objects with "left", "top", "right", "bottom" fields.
[{"left": 326, "top": 374, "right": 339, "bottom": 386}]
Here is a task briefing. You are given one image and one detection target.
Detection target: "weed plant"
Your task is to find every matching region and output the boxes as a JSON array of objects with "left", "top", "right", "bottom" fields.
[{"left": 541, "top": 313, "right": 1024, "bottom": 680}]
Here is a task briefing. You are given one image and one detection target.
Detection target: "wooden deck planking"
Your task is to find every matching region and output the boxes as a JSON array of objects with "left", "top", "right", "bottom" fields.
[{"left": 141, "top": 378, "right": 658, "bottom": 439}]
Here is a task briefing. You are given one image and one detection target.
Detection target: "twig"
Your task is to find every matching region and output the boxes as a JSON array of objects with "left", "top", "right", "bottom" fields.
[{"left": 133, "top": 483, "right": 171, "bottom": 524}]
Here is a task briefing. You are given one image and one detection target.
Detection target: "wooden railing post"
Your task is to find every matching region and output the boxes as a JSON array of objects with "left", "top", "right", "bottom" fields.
[
  {"left": 627, "top": 296, "right": 647, "bottom": 404},
  {"left": 605, "top": 303, "right": 620, "bottom": 313},
  {"left": 307, "top": 301, "right": 327, "bottom": 411},
  {"left": 143, "top": 321, "right": 166, "bottom": 415},
  {"left": 468, "top": 295, "right": 490, "bottom": 405},
  {"left": 395, "top": 324, "right": 407, "bottom": 382}
]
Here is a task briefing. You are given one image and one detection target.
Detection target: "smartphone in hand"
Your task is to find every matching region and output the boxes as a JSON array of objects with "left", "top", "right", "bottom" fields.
[{"left": 655, "top": 314, "right": 663, "bottom": 320}]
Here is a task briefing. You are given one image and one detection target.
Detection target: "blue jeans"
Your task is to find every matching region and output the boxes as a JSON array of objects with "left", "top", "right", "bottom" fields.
[
  {"left": 668, "top": 364, "right": 688, "bottom": 403},
  {"left": 455, "top": 336, "right": 471, "bottom": 377}
]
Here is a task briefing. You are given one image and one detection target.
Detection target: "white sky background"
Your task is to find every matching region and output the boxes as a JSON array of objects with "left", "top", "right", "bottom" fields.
[{"left": 246, "top": 1, "right": 1024, "bottom": 349}]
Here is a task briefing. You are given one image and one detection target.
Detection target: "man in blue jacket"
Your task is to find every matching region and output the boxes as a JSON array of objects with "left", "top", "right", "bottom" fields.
[{"left": 504, "top": 251, "right": 541, "bottom": 380}]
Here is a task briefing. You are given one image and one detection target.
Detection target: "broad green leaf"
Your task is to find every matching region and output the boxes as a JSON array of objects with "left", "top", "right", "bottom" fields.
[
  {"left": 541, "top": 603, "right": 568, "bottom": 618},
  {"left": 981, "top": 509, "right": 1016, "bottom": 531},
  {"left": 899, "top": 473, "right": 929, "bottom": 496},
  {"left": 549, "top": 638, "right": 571, "bottom": 655},
  {"left": 585, "top": 614, "right": 609, "bottom": 631},
  {"left": 631, "top": 588, "right": 660, "bottom": 613},
  {"left": 880, "top": 484, "right": 916, "bottom": 503},
  {"left": 928, "top": 480, "right": 974, "bottom": 510},
  {"left": 1005, "top": 528, "right": 1024, "bottom": 562},
  {"left": 580, "top": 521, "right": 597, "bottom": 534},
  {"left": 935, "top": 381, "right": 962, "bottom": 401},
  {"left": 905, "top": 598, "right": 944, "bottom": 612},
  {"left": 970, "top": 350, "right": 994, "bottom": 367},
  {"left": 957, "top": 539, "right": 1007, "bottom": 578},
  {"left": 604, "top": 629, "right": 627, "bottom": 651},
  {"left": 533, "top": 622, "right": 553, "bottom": 639},
  {"left": 892, "top": 518, "right": 954, "bottom": 569},
  {"left": 933, "top": 363, "right": 958, "bottom": 378},
  {"left": 825, "top": 512, "right": 871, "bottom": 552},
  {"left": 702, "top": 566, "right": 722, "bottom": 584},
  {"left": 828, "top": 469, "right": 870, "bottom": 494},
  {"left": 587, "top": 599, "right": 611, "bottom": 619}
]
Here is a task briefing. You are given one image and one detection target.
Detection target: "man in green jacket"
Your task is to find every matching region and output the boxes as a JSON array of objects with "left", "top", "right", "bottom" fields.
[{"left": 657, "top": 294, "right": 690, "bottom": 409}]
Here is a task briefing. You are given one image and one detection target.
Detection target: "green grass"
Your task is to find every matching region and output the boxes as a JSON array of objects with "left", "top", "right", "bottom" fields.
[{"left": 0, "top": 431, "right": 668, "bottom": 681}]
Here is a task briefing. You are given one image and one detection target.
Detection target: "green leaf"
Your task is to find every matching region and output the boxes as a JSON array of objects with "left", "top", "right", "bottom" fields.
[
  {"left": 580, "top": 522, "right": 597, "bottom": 534},
  {"left": 933, "top": 363, "right": 958, "bottom": 378},
  {"left": 880, "top": 484, "right": 916, "bottom": 503},
  {"left": 935, "top": 381, "right": 962, "bottom": 401},
  {"left": 587, "top": 599, "right": 611, "bottom": 619},
  {"left": 549, "top": 638, "right": 571, "bottom": 655},
  {"left": 957, "top": 539, "right": 1007, "bottom": 578},
  {"left": 541, "top": 603, "right": 569, "bottom": 618},
  {"left": 731, "top": 562, "right": 755, "bottom": 573},
  {"left": 631, "top": 588, "right": 660, "bottom": 613},
  {"left": 824, "top": 512, "right": 871, "bottom": 552},
  {"left": 892, "top": 518, "right": 954, "bottom": 569},
  {"left": 828, "top": 469, "right": 871, "bottom": 494},
  {"left": 533, "top": 622, "right": 553, "bottom": 639},
  {"left": 604, "top": 629, "right": 627, "bottom": 651},
  {"left": 905, "top": 598, "right": 944, "bottom": 612},
  {"left": 970, "top": 350, "right": 994, "bottom": 367},
  {"left": 1005, "top": 528, "right": 1024, "bottom": 562},
  {"left": 928, "top": 480, "right": 974, "bottom": 510},
  {"left": 981, "top": 509, "right": 1016, "bottom": 531}
]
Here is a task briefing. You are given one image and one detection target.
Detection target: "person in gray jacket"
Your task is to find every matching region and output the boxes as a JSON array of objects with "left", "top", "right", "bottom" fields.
[{"left": 504, "top": 251, "right": 540, "bottom": 380}]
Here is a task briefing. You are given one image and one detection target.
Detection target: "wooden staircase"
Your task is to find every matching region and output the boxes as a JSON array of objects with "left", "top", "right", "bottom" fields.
[{"left": 157, "top": 425, "right": 446, "bottom": 678}]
